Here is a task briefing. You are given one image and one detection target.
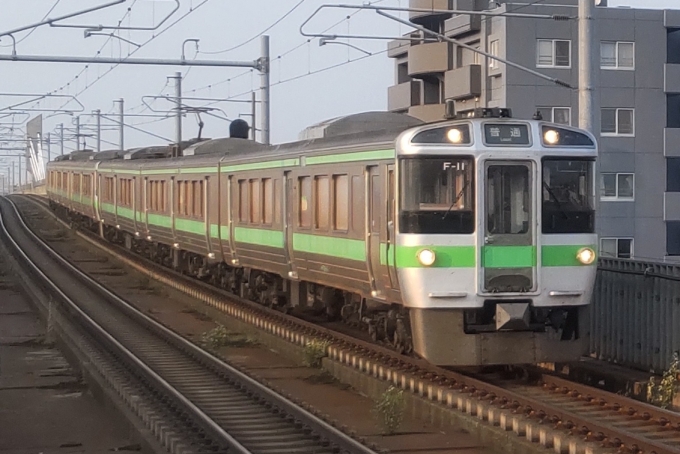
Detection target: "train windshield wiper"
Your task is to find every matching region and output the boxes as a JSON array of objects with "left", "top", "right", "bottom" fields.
[
  {"left": 442, "top": 181, "right": 470, "bottom": 220},
  {"left": 542, "top": 182, "right": 569, "bottom": 220}
]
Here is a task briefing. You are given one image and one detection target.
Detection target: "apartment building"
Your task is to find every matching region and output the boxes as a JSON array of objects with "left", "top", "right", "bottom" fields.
[{"left": 388, "top": 0, "right": 680, "bottom": 261}]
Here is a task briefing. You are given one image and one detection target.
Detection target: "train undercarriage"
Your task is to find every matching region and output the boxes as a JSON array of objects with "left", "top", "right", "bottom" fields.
[{"left": 56, "top": 204, "right": 415, "bottom": 355}]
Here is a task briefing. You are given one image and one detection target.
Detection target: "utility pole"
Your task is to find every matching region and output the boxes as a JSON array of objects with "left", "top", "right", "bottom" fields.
[
  {"left": 116, "top": 98, "right": 125, "bottom": 150},
  {"left": 95, "top": 109, "right": 101, "bottom": 152},
  {"left": 11, "top": 161, "right": 14, "bottom": 193},
  {"left": 60, "top": 123, "right": 64, "bottom": 155},
  {"left": 75, "top": 116, "right": 81, "bottom": 151},
  {"left": 173, "top": 71, "right": 182, "bottom": 157},
  {"left": 260, "top": 35, "right": 270, "bottom": 145},
  {"left": 251, "top": 91, "right": 257, "bottom": 141},
  {"left": 46, "top": 132, "right": 51, "bottom": 163},
  {"left": 18, "top": 156, "right": 21, "bottom": 193},
  {"left": 578, "top": 0, "right": 598, "bottom": 135}
]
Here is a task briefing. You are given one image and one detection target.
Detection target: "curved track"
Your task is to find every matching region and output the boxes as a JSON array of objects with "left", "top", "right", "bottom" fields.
[
  {"left": 0, "top": 196, "right": 377, "bottom": 454},
  {"left": 20, "top": 194, "right": 680, "bottom": 454}
]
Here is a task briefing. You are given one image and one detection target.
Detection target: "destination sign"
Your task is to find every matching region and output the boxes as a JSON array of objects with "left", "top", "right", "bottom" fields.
[{"left": 483, "top": 124, "right": 530, "bottom": 146}]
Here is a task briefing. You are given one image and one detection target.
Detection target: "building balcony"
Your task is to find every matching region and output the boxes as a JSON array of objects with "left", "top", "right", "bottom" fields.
[
  {"left": 665, "top": 64, "right": 680, "bottom": 93},
  {"left": 408, "top": 42, "right": 450, "bottom": 77},
  {"left": 388, "top": 80, "right": 421, "bottom": 112},
  {"left": 387, "top": 38, "right": 411, "bottom": 59},
  {"left": 410, "top": 0, "right": 452, "bottom": 24},
  {"left": 665, "top": 9, "right": 680, "bottom": 28},
  {"left": 665, "top": 128, "right": 680, "bottom": 157},
  {"left": 664, "top": 193, "right": 680, "bottom": 221},
  {"left": 444, "top": 65, "right": 482, "bottom": 100},
  {"left": 444, "top": 13, "right": 481, "bottom": 37},
  {"left": 408, "top": 103, "right": 446, "bottom": 123}
]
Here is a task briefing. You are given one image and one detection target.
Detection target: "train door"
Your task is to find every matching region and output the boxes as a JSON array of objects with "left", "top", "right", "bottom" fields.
[
  {"left": 283, "top": 171, "right": 297, "bottom": 278},
  {"left": 94, "top": 164, "right": 102, "bottom": 223},
  {"left": 227, "top": 176, "right": 238, "bottom": 265},
  {"left": 483, "top": 161, "right": 536, "bottom": 293},
  {"left": 132, "top": 177, "right": 138, "bottom": 234},
  {"left": 170, "top": 177, "right": 177, "bottom": 241},
  {"left": 204, "top": 176, "right": 213, "bottom": 256},
  {"left": 143, "top": 177, "right": 149, "bottom": 234},
  {"left": 386, "top": 165, "right": 399, "bottom": 291},
  {"left": 367, "top": 166, "right": 387, "bottom": 299},
  {"left": 113, "top": 175, "right": 119, "bottom": 227}
]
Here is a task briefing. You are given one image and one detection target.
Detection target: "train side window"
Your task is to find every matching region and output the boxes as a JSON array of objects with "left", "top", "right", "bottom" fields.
[
  {"left": 299, "top": 177, "right": 312, "bottom": 228},
  {"left": 315, "top": 176, "right": 330, "bottom": 230},
  {"left": 161, "top": 181, "right": 167, "bottom": 211},
  {"left": 263, "top": 178, "right": 273, "bottom": 225},
  {"left": 239, "top": 180, "right": 248, "bottom": 222},
  {"left": 333, "top": 175, "right": 349, "bottom": 232},
  {"left": 351, "top": 176, "right": 363, "bottom": 232},
  {"left": 371, "top": 175, "right": 380, "bottom": 234},
  {"left": 250, "top": 179, "right": 261, "bottom": 223},
  {"left": 196, "top": 181, "right": 204, "bottom": 217},
  {"left": 274, "top": 179, "right": 281, "bottom": 225}
]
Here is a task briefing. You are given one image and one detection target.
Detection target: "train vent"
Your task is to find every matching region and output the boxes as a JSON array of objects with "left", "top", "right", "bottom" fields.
[{"left": 124, "top": 146, "right": 173, "bottom": 160}]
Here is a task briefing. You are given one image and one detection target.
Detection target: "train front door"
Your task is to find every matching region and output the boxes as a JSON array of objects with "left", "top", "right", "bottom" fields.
[
  {"left": 367, "top": 166, "right": 388, "bottom": 299},
  {"left": 483, "top": 161, "right": 536, "bottom": 294}
]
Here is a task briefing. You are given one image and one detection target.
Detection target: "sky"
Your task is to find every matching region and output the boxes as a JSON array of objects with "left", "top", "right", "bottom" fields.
[{"left": 0, "top": 0, "right": 676, "bottom": 157}]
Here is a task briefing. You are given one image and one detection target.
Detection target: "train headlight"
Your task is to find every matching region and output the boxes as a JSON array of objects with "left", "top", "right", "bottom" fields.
[
  {"left": 417, "top": 249, "right": 436, "bottom": 267},
  {"left": 544, "top": 129, "right": 560, "bottom": 145},
  {"left": 447, "top": 128, "right": 463, "bottom": 144},
  {"left": 576, "top": 247, "right": 596, "bottom": 265}
]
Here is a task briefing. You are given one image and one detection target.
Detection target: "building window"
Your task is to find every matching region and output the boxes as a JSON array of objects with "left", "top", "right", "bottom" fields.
[
  {"left": 537, "top": 107, "right": 571, "bottom": 125},
  {"left": 601, "top": 108, "right": 634, "bottom": 136},
  {"left": 600, "top": 238, "right": 633, "bottom": 259},
  {"left": 667, "top": 222, "right": 680, "bottom": 256},
  {"left": 601, "top": 41, "right": 634, "bottom": 69},
  {"left": 489, "top": 40, "right": 499, "bottom": 69},
  {"left": 600, "top": 173, "right": 634, "bottom": 201},
  {"left": 668, "top": 158, "right": 680, "bottom": 192},
  {"left": 537, "top": 39, "right": 571, "bottom": 68}
]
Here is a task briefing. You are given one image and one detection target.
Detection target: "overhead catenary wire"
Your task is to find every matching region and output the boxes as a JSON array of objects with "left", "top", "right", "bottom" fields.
[
  {"left": 0, "top": 0, "right": 63, "bottom": 48},
  {"left": 200, "top": 0, "right": 307, "bottom": 55}
]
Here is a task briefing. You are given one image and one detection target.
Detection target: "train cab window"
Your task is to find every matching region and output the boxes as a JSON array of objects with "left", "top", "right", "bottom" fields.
[
  {"left": 299, "top": 177, "right": 312, "bottom": 228},
  {"left": 239, "top": 180, "right": 248, "bottom": 222},
  {"left": 263, "top": 178, "right": 273, "bottom": 225},
  {"left": 333, "top": 175, "right": 349, "bottom": 231},
  {"left": 315, "top": 176, "right": 330, "bottom": 230},
  {"left": 400, "top": 158, "right": 475, "bottom": 234},
  {"left": 542, "top": 159, "right": 595, "bottom": 234}
]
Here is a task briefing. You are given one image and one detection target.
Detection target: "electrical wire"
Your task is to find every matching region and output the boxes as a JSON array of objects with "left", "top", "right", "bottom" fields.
[
  {"left": 55, "top": 0, "right": 211, "bottom": 111},
  {"left": 200, "top": 0, "right": 307, "bottom": 55},
  {"left": 0, "top": 0, "right": 62, "bottom": 48}
]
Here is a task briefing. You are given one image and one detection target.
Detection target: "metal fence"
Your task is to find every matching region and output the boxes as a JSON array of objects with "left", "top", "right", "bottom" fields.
[{"left": 591, "top": 258, "right": 680, "bottom": 373}]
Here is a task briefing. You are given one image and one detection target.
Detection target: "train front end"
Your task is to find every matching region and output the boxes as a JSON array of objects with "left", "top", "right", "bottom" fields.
[{"left": 396, "top": 114, "right": 598, "bottom": 366}]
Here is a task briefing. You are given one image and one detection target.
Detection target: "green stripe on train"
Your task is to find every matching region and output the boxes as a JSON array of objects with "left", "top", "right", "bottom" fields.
[
  {"left": 483, "top": 245, "right": 537, "bottom": 269},
  {"left": 293, "top": 233, "right": 366, "bottom": 262},
  {"left": 305, "top": 149, "right": 395, "bottom": 166},
  {"left": 389, "top": 246, "right": 476, "bottom": 268},
  {"left": 542, "top": 244, "right": 597, "bottom": 267}
]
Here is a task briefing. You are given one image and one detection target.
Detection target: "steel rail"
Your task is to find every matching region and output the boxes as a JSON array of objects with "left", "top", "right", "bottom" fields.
[
  {"left": 23, "top": 194, "right": 680, "bottom": 454},
  {"left": 0, "top": 197, "right": 250, "bottom": 454},
  {"left": 6, "top": 195, "right": 379, "bottom": 454}
]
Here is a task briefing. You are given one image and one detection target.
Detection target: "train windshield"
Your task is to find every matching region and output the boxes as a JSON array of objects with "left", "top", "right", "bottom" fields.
[
  {"left": 542, "top": 158, "right": 595, "bottom": 234},
  {"left": 399, "top": 157, "right": 475, "bottom": 234}
]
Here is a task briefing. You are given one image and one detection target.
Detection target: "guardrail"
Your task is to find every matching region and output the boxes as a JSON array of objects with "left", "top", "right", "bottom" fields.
[{"left": 591, "top": 258, "right": 680, "bottom": 373}]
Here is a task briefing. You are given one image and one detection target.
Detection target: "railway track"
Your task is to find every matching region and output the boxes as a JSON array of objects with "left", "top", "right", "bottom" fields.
[
  {"left": 0, "top": 196, "right": 378, "bottom": 454},
  {"left": 18, "top": 194, "right": 680, "bottom": 454}
]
